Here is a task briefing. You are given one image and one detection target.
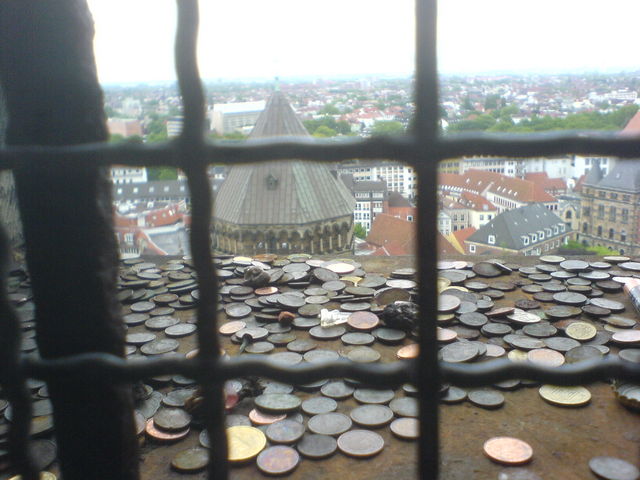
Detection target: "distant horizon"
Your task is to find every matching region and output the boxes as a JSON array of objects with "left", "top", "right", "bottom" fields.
[{"left": 99, "top": 68, "right": 640, "bottom": 89}]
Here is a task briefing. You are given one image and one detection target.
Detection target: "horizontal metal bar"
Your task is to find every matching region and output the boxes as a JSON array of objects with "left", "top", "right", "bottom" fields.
[
  {"left": 1, "top": 131, "right": 640, "bottom": 169},
  {"left": 21, "top": 353, "right": 640, "bottom": 387}
]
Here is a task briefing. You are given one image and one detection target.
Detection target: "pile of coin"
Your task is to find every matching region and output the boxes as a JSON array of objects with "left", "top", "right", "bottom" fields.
[{"left": 1, "top": 252, "right": 639, "bottom": 477}]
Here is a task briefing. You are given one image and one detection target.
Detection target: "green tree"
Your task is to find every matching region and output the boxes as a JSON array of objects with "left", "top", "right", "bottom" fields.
[
  {"left": 484, "top": 94, "right": 500, "bottom": 111},
  {"left": 353, "top": 223, "right": 367, "bottom": 239},
  {"left": 313, "top": 125, "right": 337, "bottom": 138},
  {"left": 320, "top": 103, "right": 340, "bottom": 115},
  {"left": 371, "top": 120, "right": 404, "bottom": 136}
]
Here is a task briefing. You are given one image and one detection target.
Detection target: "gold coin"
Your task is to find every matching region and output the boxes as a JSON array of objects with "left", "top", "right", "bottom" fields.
[
  {"left": 443, "top": 286, "right": 469, "bottom": 292},
  {"left": 565, "top": 322, "right": 597, "bottom": 341},
  {"left": 539, "top": 385, "right": 591, "bottom": 407},
  {"left": 10, "top": 473, "right": 56, "bottom": 480},
  {"left": 227, "top": 425, "right": 267, "bottom": 463},
  {"left": 437, "top": 314, "right": 455, "bottom": 323},
  {"left": 507, "top": 349, "right": 528, "bottom": 363},
  {"left": 340, "top": 276, "right": 362, "bottom": 286},
  {"left": 437, "top": 277, "right": 451, "bottom": 292}
]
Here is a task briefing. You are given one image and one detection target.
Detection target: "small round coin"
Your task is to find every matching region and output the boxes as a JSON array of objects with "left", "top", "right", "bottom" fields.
[
  {"left": 307, "top": 412, "right": 352, "bottom": 436},
  {"left": 589, "top": 456, "right": 640, "bottom": 480},
  {"left": 227, "top": 426, "right": 267, "bottom": 463},
  {"left": 337, "top": 430, "right": 384, "bottom": 458},
  {"left": 171, "top": 447, "right": 209, "bottom": 473},
  {"left": 538, "top": 385, "right": 591, "bottom": 407},
  {"left": 390, "top": 417, "right": 419, "bottom": 440},
  {"left": 483, "top": 437, "right": 533, "bottom": 465},
  {"left": 565, "top": 322, "right": 597, "bottom": 341},
  {"left": 257, "top": 445, "right": 300, "bottom": 475},
  {"left": 349, "top": 404, "right": 394, "bottom": 427},
  {"left": 266, "top": 419, "right": 306, "bottom": 445},
  {"left": 296, "top": 433, "right": 337, "bottom": 459}
]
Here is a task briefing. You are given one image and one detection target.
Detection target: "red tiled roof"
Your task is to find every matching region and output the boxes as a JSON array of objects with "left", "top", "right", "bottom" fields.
[
  {"left": 524, "top": 172, "right": 567, "bottom": 193},
  {"left": 459, "top": 191, "right": 497, "bottom": 211},
  {"left": 574, "top": 173, "right": 587, "bottom": 193},
  {"left": 366, "top": 214, "right": 415, "bottom": 255},
  {"left": 453, "top": 226, "right": 477, "bottom": 245},
  {"left": 621, "top": 111, "right": 640, "bottom": 136}
]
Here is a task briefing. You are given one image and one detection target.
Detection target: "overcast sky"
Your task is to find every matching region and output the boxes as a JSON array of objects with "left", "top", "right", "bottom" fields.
[{"left": 88, "top": 0, "right": 640, "bottom": 84}]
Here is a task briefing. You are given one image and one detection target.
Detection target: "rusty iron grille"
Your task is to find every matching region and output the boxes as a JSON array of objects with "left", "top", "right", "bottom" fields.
[{"left": 0, "top": 1, "right": 640, "bottom": 479}]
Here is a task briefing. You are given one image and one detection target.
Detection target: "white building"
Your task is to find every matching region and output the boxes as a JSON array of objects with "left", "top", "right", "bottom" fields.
[
  {"left": 337, "top": 162, "right": 417, "bottom": 198},
  {"left": 570, "top": 155, "right": 616, "bottom": 178},
  {"left": 111, "top": 167, "right": 148, "bottom": 185},
  {"left": 209, "top": 101, "right": 266, "bottom": 135}
]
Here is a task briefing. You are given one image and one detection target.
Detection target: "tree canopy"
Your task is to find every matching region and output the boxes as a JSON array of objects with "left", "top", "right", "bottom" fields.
[{"left": 371, "top": 120, "right": 405, "bottom": 136}]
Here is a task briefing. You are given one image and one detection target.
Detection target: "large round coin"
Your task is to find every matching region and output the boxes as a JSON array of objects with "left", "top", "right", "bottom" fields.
[
  {"left": 255, "top": 393, "right": 301, "bottom": 414},
  {"left": 321, "top": 380, "right": 354, "bottom": 400},
  {"left": 302, "top": 397, "right": 337, "bottom": 415},
  {"left": 227, "top": 426, "right": 267, "bottom": 463},
  {"left": 337, "top": 430, "right": 384, "bottom": 458},
  {"left": 266, "top": 419, "right": 305, "bottom": 444},
  {"left": 296, "top": 434, "right": 337, "bottom": 459},
  {"left": 483, "top": 437, "right": 533, "bottom": 465},
  {"left": 171, "top": 447, "right": 209, "bottom": 473},
  {"left": 565, "top": 322, "right": 597, "bottom": 341},
  {"left": 257, "top": 445, "right": 300, "bottom": 475},
  {"left": 589, "top": 456, "right": 640, "bottom": 480},
  {"left": 307, "top": 412, "right": 352, "bottom": 436},
  {"left": 538, "top": 385, "right": 591, "bottom": 407},
  {"left": 354, "top": 388, "right": 395, "bottom": 404}
]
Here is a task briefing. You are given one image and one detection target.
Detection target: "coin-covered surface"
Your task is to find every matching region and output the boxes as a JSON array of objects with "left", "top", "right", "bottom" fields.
[{"left": 10, "top": 253, "right": 640, "bottom": 479}]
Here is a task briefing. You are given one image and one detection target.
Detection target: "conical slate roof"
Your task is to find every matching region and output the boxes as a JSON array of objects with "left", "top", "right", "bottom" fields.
[{"left": 215, "top": 91, "right": 355, "bottom": 226}]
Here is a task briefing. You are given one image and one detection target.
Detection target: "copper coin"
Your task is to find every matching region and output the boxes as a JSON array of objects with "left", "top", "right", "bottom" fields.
[
  {"left": 347, "top": 311, "right": 379, "bottom": 331},
  {"left": 612, "top": 330, "right": 640, "bottom": 344},
  {"left": 249, "top": 409, "right": 287, "bottom": 426},
  {"left": 483, "top": 437, "right": 533, "bottom": 465},
  {"left": 219, "top": 320, "right": 246, "bottom": 335},
  {"left": 266, "top": 419, "right": 306, "bottom": 444},
  {"left": 527, "top": 348, "right": 565, "bottom": 367},
  {"left": 337, "top": 430, "right": 384, "bottom": 458},
  {"left": 256, "top": 445, "right": 300, "bottom": 475},
  {"left": 296, "top": 433, "right": 337, "bottom": 459},
  {"left": 145, "top": 419, "right": 189, "bottom": 442},
  {"left": 390, "top": 417, "right": 419, "bottom": 440},
  {"left": 307, "top": 412, "right": 352, "bottom": 436},
  {"left": 171, "top": 447, "right": 209, "bottom": 472},
  {"left": 589, "top": 456, "right": 640, "bottom": 480},
  {"left": 397, "top": 343, "right": 419, "bottom": 359}
]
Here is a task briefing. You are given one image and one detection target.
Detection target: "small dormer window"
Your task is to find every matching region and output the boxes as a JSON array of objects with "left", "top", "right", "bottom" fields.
[
  {"left": 522, "top": 236, "right": 529, "bottom": 246},
  {"left": 488, "top": 235, "right": 496, "bottom": 245},
  {"left": 266, "top": 173, "right": 278, "bottom": 190},
  {"left": 531, "top": 233, "right": 537, "bottom": 242}
]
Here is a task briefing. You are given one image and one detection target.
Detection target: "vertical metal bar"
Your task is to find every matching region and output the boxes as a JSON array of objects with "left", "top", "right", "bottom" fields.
[
  {"left": 414, "top": 0, "right": 441, "bottom": 477},
  {"left": 413, "top": 0, "right": 440, "bottom": 141},
  {"left": 174, "top": 2, "right": 228, "bottom": 479},
  {"left": 415, "top": 161, "right": 441, "bottom": 479}
]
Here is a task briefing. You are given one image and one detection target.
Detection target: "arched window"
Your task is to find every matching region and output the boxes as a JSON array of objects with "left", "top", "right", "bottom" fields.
[{"left": 566, "top": 210, "right": 572, "bottom": 219}]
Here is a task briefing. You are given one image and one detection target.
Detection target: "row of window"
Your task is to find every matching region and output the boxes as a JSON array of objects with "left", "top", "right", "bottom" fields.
[
  {"left": 585, "top": 189, "right": 631, "bottom": 202},
  {"left": 585, "top": 205, "right": 631, "bottom": 223},
  {"left": 583, "top": 223, "right": 628, "bottom": 242}
]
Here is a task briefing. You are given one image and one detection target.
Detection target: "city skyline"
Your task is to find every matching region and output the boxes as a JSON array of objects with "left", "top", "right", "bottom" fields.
[{"left": 89, "top": 0, "right": 640, "bottom": 84}]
